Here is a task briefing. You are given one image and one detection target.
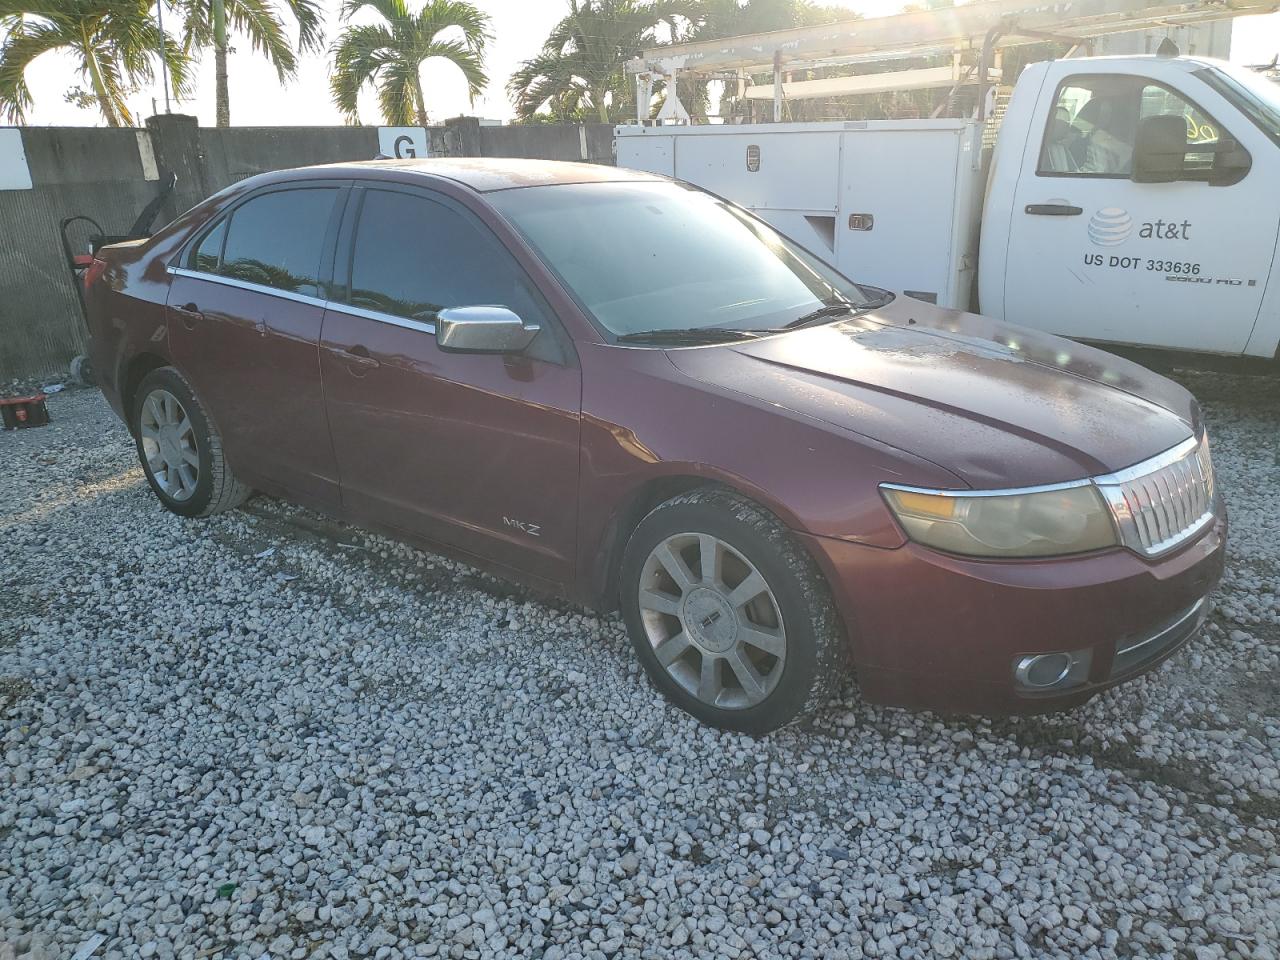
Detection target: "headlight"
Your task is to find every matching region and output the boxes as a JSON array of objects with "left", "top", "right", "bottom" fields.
[{"left": 881, "top": 482, "right": 1119, "bottom": 558}]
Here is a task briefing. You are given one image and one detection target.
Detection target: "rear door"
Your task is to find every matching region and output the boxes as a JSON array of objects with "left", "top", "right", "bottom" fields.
[
  {"left": 167, "top": 183, "right": 346, "bottom": 506},
  {"left": 319, "top": 184, "right": 582, "bottom": 586},
  {"left": 1003, "top": 65, "right": 1275, "bottom": 354}
]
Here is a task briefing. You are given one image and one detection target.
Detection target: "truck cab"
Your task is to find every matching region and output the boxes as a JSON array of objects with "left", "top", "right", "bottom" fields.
[{"left": 981, "top": 55, "right": 1280, "bottom": 359}]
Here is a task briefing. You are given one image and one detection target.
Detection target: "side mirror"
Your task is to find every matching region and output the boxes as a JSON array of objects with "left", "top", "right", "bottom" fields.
[
  {"left": 1132, "top": 115, "right": 1189, "bottom": 183},
  {"left": 1133, "top": 115, "right": 1252, "bottom": 186},
  {"left": 1208, "top": 138, "right": 1251, "bottom": 186},
  {"left": 435, "top": 305, "right": 540, "bottom": 354}
]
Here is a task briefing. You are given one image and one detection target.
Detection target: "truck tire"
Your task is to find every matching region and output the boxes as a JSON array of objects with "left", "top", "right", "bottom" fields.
[
  {"left": 619, "top": 487, "right": 845, "bottom": 734},
  {"left": 131, "top": 366, "right": 251, "bottom": 518}
]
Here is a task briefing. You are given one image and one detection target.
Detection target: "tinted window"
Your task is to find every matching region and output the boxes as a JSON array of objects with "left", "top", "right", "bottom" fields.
[
  {"left": 348, "top": 189, "right": 547, "bottom": 325},
  {"left": 220, "top": 188, "right": 337, "bottom": 296},
  {"left": 190, "top": 218, "right": 226, "bottom": 272}
]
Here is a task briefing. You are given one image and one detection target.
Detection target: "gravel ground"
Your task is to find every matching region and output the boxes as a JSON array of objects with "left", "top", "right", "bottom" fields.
[{"left": 1, "top": 372, "right": 1277, "bottom": 960}]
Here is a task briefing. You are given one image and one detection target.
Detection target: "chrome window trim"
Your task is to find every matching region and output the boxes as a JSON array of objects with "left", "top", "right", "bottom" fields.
[
  {"left": 167, "top": 265, "right": 436, "bottom": 334},
  {"left": 167, "top": 266, "right": 328, "bottom": 309},
  {"left": 323, "top": 301, "right": 436, "bottom": 335}
]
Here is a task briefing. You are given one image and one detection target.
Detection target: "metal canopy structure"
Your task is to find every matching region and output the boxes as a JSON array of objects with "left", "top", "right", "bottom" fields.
[{"left": 626, "top": 0, "right": 1280, "bottom": 120}]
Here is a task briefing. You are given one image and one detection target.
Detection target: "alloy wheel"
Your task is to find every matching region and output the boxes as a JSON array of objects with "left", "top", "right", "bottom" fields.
[
  {"left": 139, "top": 388, "right": 200, "bottom": 502},
  {"left": 637, "top": 532, "right": 787, "bottom": 710}
]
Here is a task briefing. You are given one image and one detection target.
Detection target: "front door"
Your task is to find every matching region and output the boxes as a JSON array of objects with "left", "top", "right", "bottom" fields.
[
  {"left": 319, "top": 185, "right": 581, "bottom": 587},
  {"left": 1004, "top": 68, "right": 1276, "bottom": 354},
  {"left": 167, "top": 184, "right": 345, "bottom": 506}
]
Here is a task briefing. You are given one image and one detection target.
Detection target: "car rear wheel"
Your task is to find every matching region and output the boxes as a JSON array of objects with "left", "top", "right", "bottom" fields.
[
  {"left": 131, "top": 366, "right": 250, "bottom": 518},
  {"left": 620, "top": 487, "right": 845, "bottom": 734}
]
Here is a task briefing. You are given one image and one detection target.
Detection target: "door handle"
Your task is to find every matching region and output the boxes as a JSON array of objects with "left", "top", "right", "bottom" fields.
[
  {"left": 1025, "top": 203, "right": 1083, "bottom": 216},
  {"left": 339, "top": 345, "right": 380, "bottom": 369},
  {"left": 173, "top": 302, "right": 203, "bottom": 330}
]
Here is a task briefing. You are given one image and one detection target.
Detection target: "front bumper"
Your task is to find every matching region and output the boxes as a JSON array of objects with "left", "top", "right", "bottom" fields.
[{"left": 799, "top": 509, "right": 1226, "bottom": 714}]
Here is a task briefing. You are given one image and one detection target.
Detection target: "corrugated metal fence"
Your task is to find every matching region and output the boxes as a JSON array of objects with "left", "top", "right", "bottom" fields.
[{"left": 0, "top": 118, "right": 613, "bottom": 381}]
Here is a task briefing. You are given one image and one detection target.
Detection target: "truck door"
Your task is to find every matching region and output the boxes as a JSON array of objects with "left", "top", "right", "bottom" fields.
[{"left": 1002, "top": 66, "right": 1276, "bottom": 355}]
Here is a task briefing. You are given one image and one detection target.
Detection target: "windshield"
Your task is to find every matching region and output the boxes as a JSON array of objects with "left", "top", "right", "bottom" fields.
[
  {"left": 1196, "top": 62, "right": 1280, "bottom": 147},
  {"left": 489, "top": 180, "right": 885, "bottom": 340}
]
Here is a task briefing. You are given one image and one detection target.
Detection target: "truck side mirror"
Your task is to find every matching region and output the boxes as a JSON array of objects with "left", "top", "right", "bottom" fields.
[
  {"left": 1131, "top": 115, "right": 1189, "bottom": 183},
  {"left": 1208, "top": 138, "right": 1252, "bottom": 187},
  {"left": 1132, "top": 115, "right": 1252, "bottom": 186},
  {"left": 435, "top": 305, "right": 540, "bottom": 354}
]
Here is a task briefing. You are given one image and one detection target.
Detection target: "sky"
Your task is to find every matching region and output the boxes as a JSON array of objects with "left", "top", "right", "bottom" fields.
[{"left": 10, "top": 0, "right": 1280, "bottom": 127}]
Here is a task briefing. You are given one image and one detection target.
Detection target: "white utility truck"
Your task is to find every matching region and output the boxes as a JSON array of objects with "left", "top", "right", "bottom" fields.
[{"left": 616, "top": 0, "right": 1280, "bottom": 362}]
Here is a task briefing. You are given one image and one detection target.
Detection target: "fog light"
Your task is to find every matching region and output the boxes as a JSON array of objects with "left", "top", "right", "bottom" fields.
[{"left": 1013, "top": 649, "right": 1092, "bottom": 692}]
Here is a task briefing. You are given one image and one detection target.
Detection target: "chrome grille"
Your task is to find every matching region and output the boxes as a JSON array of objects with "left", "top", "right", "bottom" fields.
[{"left": 1095, "top": 434, "right": 1216, "bottom": 557}]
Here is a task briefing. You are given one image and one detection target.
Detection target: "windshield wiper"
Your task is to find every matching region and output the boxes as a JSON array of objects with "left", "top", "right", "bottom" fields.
[
  {"left": 783, "top": 300, "right": 858, "bottom": 330},
  {"left": 615, "top": 327, "right": 762, "bottom": 345}
]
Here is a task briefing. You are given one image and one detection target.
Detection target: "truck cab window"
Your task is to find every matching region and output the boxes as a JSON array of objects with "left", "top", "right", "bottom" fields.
[
  {"left": 1040, "top": 76, "right": 1233, "bottom": 182},
  {"left": 1140, "top": 84, "right": 1220, "bottom": 174},
  {"left": 1039, "top": 77, "right": 1141, "bottom": 176}
]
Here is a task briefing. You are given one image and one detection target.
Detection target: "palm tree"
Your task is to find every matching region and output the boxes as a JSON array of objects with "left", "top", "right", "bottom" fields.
[
  {"left": 0, "top": 1, "right": 192, "bottom": 126},
  {"left": 329, "top": 0, "right": 490, "bottom": 127},
  {"left": 175, "top": 0, "right": 324, "bottom": 127},
  {"left": 508, "top": 0, "right": 694, "bottom": 124}
]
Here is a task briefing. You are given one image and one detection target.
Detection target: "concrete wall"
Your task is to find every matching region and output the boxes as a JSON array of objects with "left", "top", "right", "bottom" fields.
[{"left": 0, "top": 119, "right": 614, "bottom": 381}]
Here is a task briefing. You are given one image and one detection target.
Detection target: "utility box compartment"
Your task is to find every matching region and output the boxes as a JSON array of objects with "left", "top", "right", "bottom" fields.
[{"left": 616, "top": 120, "right": 985, "bottom": 309}]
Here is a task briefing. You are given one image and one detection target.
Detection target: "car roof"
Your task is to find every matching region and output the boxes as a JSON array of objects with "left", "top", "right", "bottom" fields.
[{"left": 291, "top": 157, "right": 666, "bottom": 192}]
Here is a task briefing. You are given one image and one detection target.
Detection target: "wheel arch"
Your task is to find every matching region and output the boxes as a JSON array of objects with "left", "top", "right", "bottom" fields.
[
  {"left": 119, "top": 352, "right": 171, "bottom": 434},
  {"left": 587, "top": 467, "right": 823, "bottom": 613}
]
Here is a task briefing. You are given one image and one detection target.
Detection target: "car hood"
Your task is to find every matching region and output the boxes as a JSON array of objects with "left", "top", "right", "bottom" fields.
[{"left": 666, "top": 296, "right": 1199, "bottom": 489}]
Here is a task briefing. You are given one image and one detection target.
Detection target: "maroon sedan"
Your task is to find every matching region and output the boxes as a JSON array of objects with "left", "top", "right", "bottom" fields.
[{"left": 85, "top": 158, "right": 1225, "bottom": 733}]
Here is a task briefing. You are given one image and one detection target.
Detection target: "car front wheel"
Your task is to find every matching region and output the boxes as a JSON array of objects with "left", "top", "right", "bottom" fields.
[
  {"left": 620, "top": 488, "right": 845, "bottom": 734},
  {"left": 131, "top": 366, "right": 251, "bottom": 518}
]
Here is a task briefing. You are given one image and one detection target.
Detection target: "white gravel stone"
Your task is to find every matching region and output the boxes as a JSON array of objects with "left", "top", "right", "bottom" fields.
[{"left": 1, "top": 375, "right": 1277, "bottom": 960}]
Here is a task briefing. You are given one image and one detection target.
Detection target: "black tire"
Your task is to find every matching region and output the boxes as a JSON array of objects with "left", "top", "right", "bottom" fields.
[
  {"left": 131, "top": 366, "right": 251, "bottom": 518},
  {"left": 619, "top": 487, "right": 845, "bottom": 734}
]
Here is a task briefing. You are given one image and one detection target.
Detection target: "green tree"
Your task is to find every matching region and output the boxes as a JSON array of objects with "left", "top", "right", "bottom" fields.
[
  {"left": 176, "top": 0, "right": 324, "bottom": 127},
  {"left": 0, "top": 0, "right": 192, "bottom": 125},
  {"left": 508, "top": 0, "right": 694, "bottom": 124},
  {"left": 329, "top": 0, "right": 491, "bottom": 127}
]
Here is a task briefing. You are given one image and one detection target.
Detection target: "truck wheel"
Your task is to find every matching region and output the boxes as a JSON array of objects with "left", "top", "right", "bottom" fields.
[
  {"left": 620, "top": 487, "right": 845, "bottom": 734},
  {"left": 131, "top": 366, "right": 251, "bottom": 518}
]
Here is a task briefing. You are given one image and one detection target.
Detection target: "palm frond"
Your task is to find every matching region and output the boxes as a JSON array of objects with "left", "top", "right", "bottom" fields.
[
  {"left": 328, "top": 21, "right": 395, "bottom": 120},
  {"left": 0, "top": 19, "right": 67, "bottom": 122},
  {"left": 374, "top": 55, "right": 417, "bottom": 124},
  {"left": 413, "top": 0, "right": 491, "bottom": 52},
  {"left": 420, "top": 37, "right": 485, "bottom": 103}
]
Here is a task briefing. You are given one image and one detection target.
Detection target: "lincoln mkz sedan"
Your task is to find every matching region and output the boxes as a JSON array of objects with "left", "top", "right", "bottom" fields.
[{"left": 86, "top": 158, "right": 1226, "bottom": 733}]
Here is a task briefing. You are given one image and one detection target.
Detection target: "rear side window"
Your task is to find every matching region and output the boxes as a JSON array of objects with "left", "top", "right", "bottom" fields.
[
  {"left": 346, "top": 188, "right": 547, "bottom": 326},
  {"left": 218, "top": 188, "right": 338, "bottom": 296},
  {"left": 190, "top": 218, "right": 226, "bottom": 272}
]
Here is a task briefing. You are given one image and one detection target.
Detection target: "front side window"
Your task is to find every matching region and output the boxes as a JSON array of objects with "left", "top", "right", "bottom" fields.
[
  {"left": 1039, "top": 75, "right": 1234, "bottom": 180},
  {"left": 346, "top": 188, "right": 548, "bottom": 326},
  {"left": 488, "top": 181, "right": 882, "bottom": 338},
  {"left": 218, "top": 188, "right": 338, "bottom": 296}
]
